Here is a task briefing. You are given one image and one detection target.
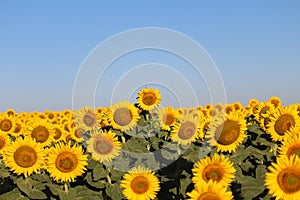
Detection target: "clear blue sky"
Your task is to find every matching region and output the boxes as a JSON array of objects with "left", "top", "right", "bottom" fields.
[{"left": 1, "top": 1, "right": 299, "bottom": 112}]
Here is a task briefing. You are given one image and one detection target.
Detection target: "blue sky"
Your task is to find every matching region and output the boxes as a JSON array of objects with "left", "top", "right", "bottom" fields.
[{"left": 1, "top": 1, "right": 299, "bottom": 112}]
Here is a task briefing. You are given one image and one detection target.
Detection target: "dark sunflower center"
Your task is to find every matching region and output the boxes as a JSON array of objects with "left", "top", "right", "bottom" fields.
[
  {"left": 0, "top": 136, "right": 6, "bottom": 150},
  {"left": 0, "top": 119, "right": 13, "bottom": 132},
  {"left": 54, "top": 128, "right": 62, "bottom": 140},
  {"left": 197, "top": 192, "right": 220, "bottom": 200},
  {"left": 113, "top": 108, "right": 132, "bottom": 126},
  {"left": 259, "top": 106, "right": 270, "bottom": 117},
  {"left": 83, "top": 112, "right": 97, "bottom": 127},
  {"left": 277, "top": 168, "right": 300, "bottom": 194},
  {"left": 130, "top": 176, "right": 149, "bottom": 194},
  {"left": 163, "top": 113, "right": 175, "bottom": 125},
  {"left": 142, "top": 92, "right": 156, "bottom": 106},
  {"left": 94, "top": 137, "right": 113, "bottom": 155},
  {"left": 55, "top": 152, "right": 78, "bottom": 173},
  {"left": 178, "top": 121, "right": 196, "bottom": 140},
  {"left": 74, "top": 128, "right": 85, "bottom": 138},
  {"left": 203, "top": 164, "right": 223, "bottom": 182},
  {"left": 214, "top": 120, "right": 240, "bottom": 145},
  {"left": 31, "top": 126, "right": 50, "bottom": 143},
  {"left": 287, "top": 144, "right": 300, "bottom": 158},
  {"left": 14, "top": 146, "right": 37, "bottom": 168},
  {"left": 274, "top": 114, "right": 295, "bottom": 136}
]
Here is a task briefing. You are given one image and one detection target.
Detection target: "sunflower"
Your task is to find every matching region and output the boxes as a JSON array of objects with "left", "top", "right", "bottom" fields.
[
  {"left": 157, "top": 107, "right": 180, "bottom": 131},
  {"left": 265, "top": 155, "right": 300, "bottom": 200},
  {"left": 206, "top": 111, "right": 247, "bottom": 153},
  {"left": 52, "top": 124, "right": 66, "bottom": 142},
  {"left": 192, "top": 154, "right": 236, "bottom": 188},
  {"left": 187, "top": 180, "right": 233, "bottom": 200},
  {"left": 278, "top": 128, "right": 300, "bottom": 159},
  {"left": 268, "top": 96, "right": 282, "bottom": 109},
  {"left": 73, "top": 106, "right": 100, "bottom": 132},
  {"left": 5, "top": 109, "right": 16, "bottom": 117},
  {"left": 108, "top": 101, "right": 140, "bottom": 132},
  {"left": 2, "top": 137, "right": 45, "bottom": 178},
  {"left": 171, "top": 115, "right": 202, "bottom": 145},
  {"left": 0, "top": 131, "right": 10, "bottom": 155},
  {"left": 0, "top": 114, "right": 16, "bottom": 133},
  {"left": 120, "top": 166, "right": 160, "bottom": 200},
  {"left": 87, "top": 129, "right": 121, "bottom": 163},
  {"left": 46, "top": 142, "right": 88, "bottom": 182},
  {"left": 266, "top": 106, "right": 300, "bottom": 142},
  {"left": 137, "top": 88, "right": 162, "bottom": 111},
  {"left": 25, "top": 119, "right": 55, "bottom": 147}
]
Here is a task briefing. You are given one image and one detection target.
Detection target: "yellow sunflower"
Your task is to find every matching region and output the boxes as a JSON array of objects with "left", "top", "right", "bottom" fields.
[
  {"left": 278, "top": 128, "right": 300, "bottom": 159},
  {"left": 265, "top": 155, "right": 300, "bottom": 200},
  {"left": 5, "top": 109, "right": 17, "bottom": 117},
  {"left": 266, "top": 106, "right": 300, "bottom": 142},
  {"left": 46, "top": 142, "right": 88, "bottom": 182},
  {"left": 187, "top": 180, "right": 234, "bottom": 200},
  {"left": 158, "top": 107, "right": 180, "bottom": 131},
  {"left": 120, "top": 166, "right": 160, "bottom": 200},
  {"left": 171, "top": 115, "right": 202, "bottom": 145},
  {"left": 137, "top": 88, "right": 162, "bottom": 111},
  {"left": 206, "top": 111, "right": 247, "bottom": 153},
  {"left": 2, "top": 137, "right": 45, "bottom": 178},
  {"left": 87, "top": 129, "right": 121, "bottom": 163},
  {"left": 0, "top": 114, "right": 16, "bottom": 133},
  {"left": 25, "top": 118, "right": 55, "bottom": 147},
  {"left": 192, "top": 154, "right": 236, "bottom": 188},
  {"left": 0, "top": 131, "right": 10, "bottom": 155},
  {"left": 74, "top": 106, "right": 100, "bottom": 132},
  {"left": 268, "top": 96, "right": 282, "bottom": 109},
  {"left": 108, "top": 101, "right": 140, "bottom": 132}
]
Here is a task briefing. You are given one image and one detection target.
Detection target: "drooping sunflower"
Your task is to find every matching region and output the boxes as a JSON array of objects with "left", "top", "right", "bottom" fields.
[
  {"left": 87, "top": 129, "right": 121, "bottom": 163},
  {"left": 46, "top": 142, "right": 88, "bottom": 183},
  {"left": 108, "top": 101, "right": 140, "bottom": 132},
  {"left": 192, "top": 154, "right": 236, "bottom": 188},
  {"left": 137, "top": 88, "right": 162, "bottom": 111},
  {"left": 0, "top": 131, "right": 11, "bottom": 155},
  {"left": 25, "top": 118, "right": 55, "bottom": 147},
  {"left": 0, "top": 114, "right": 16, "bottom": 133},
  {"left": 278, "top": 128, "right": 300, "bottom": 159},
  {"left": 2, "top": 137, "right": 45, "bottom": 178},
  {"left": 73, "top": 106, "right": 100, "bottom": 132},
  {"left": 266, "top": 106, "right": 300, "bottom": 142},
  {"left": 157, "top": 107, "right": 180, "bottom": 131},
  {"left": 206, "top": 111, "right": 247, "bottom": 153},
  {"left": 120, "top": 166, "right": 160, "bottom": 200},
  {"left": 253, "top": 102, "right": 276, "bottom": 131},
  {"left": 265, "top": 155, "right": 300, "bottom": 200},
  {"left": 187, "top": 180, "right": 234, "bottom": 200},
  {"left": 171, "top": 115, "right": 202, "bottom": 145}
]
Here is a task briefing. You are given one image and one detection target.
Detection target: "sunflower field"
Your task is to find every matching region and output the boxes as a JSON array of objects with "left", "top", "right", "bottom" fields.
[{"left": 0, "top": 88, "right": 300, "bottom": 200}]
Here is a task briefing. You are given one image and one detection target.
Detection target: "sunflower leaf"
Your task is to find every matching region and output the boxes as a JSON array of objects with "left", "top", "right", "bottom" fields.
[
  {"left": 240, "top": 176, "right": 265, "bottom": 199},
  {"left": 45, "top": 183, "right": 63, "bottom": 196},
  {"left": 0, "top": 188, "right": 30, "bottom": 200},
  {"left": 29, "top": 189, "right": 47, "bottom": 200},
  {"left": 92, "top": 163, "right": 107, "bottom": 181},
  {"left": 58, "top": 188, "right": 77, "bottom": 200},
  {"left": 16, "top": 178, "right": 32, "bottom": 197},
  {"left": 105, "top": 183, "right": 123, "bottom": 199}
]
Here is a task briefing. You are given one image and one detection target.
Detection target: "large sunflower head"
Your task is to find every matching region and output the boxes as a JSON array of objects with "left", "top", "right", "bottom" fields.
[
  {"left": 137, "top": 88, "right": 162, "bottom": 111},
  {"left": 192, "top": 154, "right": 236, "bottom": 188},
  {"left": 279, "top": 129, "right": 300, "bottom": 159},
  {"left": 86, "top": 129, "right": 121, "bottom": 163},
  {"left": 25, "top": 118, "right": 55, "bottom": 147},
  {"left": 158, "top": 107, "right": 180, "bottom": 131},
  {"left": 120, "top": 166, "right": 160, "bottom": 200},
  {"left": 171, "top": 115, "right": 202, "bottom": 145},
  {"left": 187, "top": 180, "right": 234, "bottom": 200},
  {"left": 46, "top": 142, "right": 88, "bottom": 183},
  {"left": 108, "top": 101, "right": 140, "bottom": 132},
  {"left": 206, "top": 111, "right": 247, "bottom": 153},
  {"left": 74, "top": 106, "right": 100, "bottom": 132},
  {"left": 266, "top": 106, "right": 300, "bottom": 142},
  {"left": 0, "top": 131, "right": 11, "bottom": 155},
  {"left": 265, "top": 155, "right": 300, "bottom": 200},
  {"left": 2, "top": 137, "right": 45, "bottom": 178}
]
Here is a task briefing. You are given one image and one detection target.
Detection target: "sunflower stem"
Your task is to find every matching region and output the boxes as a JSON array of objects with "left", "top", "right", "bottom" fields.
[{"left": 64, "top": 183, "right": 68, "bottom": 193}]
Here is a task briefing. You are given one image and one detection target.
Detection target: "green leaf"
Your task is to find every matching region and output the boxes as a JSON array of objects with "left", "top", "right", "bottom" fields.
[
  {"left": 0, "top": 188, "right": 29, "bottom": 200},
  {"left": 110, "top": 169, "right": 124, "bottom": 182},
  {"left": 122, "top": 139, "right": 149, "bottom": 153},
  {"left": 92, "top": 163, "right": 108, "bottom": 181},
  {"left": 240, "top": 176, "right": 265, "bottom": 199},
  {"left": 46, "top": 183, "right": 63, "bottom": 196},
  {"left": 105, "top": 183, "right": 123, "bottom": 199},
  {"left": 16, "top": 178, "right": 32, "bottom": 197},
  {"left": 58, "top": 188, "right": 77, "bottom": 200},
  {"left": 29, "top": 189, "right": 47, "bottom": 200},
  {"left": 86, "top": 172, "right": 106, "bottom": 189}
]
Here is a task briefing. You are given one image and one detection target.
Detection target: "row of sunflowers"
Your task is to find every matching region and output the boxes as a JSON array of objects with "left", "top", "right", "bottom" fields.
[{"left": 0, "top": 88, "right": 300, "bottom": 199}]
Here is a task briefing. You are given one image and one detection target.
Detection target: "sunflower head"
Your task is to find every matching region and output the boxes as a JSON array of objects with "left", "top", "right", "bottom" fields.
[
  {"left": 137, "top": 88, "right": 162, "bottom": 111},
  {"left": 0, "top": 114, "right": 16, "bottom": 133},
  {"left": 268, "top": 96, "right": 282, "bottom": 109},
  {"left": 74, "top": 107, "right": 100, "bottom": 132},
  {"left": 0, "top": 131, "right": 10, "bottom": 155},
  {"left": 158, "top": 107, "right": 180, "bottom": 131},
  {"left": 120, "top": 166, "right": 160, "bottom": 200}
]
